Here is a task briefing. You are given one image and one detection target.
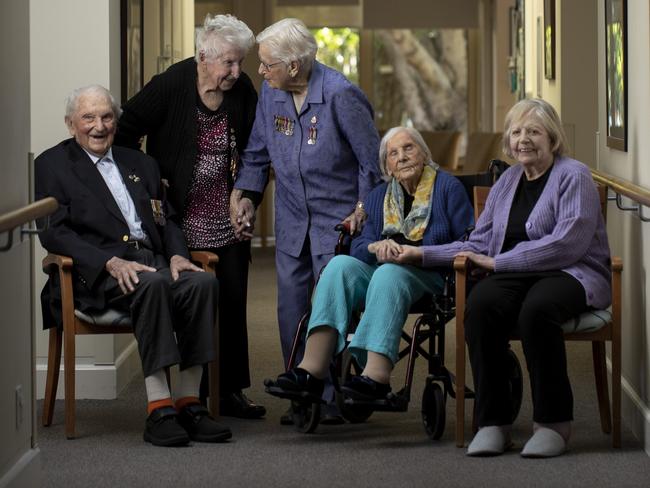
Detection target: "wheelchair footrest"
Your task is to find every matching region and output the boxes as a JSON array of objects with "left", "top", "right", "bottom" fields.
[
  {"left": 342, "top": 393, "right": 409, "bottom": 412},
  {"left": 264, "top": 384, "right": 325, "bottom": 405}
]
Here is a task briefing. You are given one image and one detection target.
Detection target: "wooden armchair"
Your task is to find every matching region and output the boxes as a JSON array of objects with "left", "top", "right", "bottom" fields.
[
  {"left": 41, "top": 250, "right": 220, "bottom": 439},
  {"left": 420, "top": 130, "right": 462, "bottom": 170},
  {"left": 453, "top": 185, "right": 622, "bottom": 448},
  {"left": 458, "top": 132, "right": 504, "bottom": 173}
]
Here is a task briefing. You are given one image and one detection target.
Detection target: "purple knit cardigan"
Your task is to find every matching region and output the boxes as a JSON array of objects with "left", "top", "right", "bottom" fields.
[{"left": 422, "top": 157, "right": 612, "bottom": 309}]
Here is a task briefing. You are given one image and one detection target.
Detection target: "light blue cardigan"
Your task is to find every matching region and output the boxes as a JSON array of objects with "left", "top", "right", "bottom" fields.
[{"left": 422, "top": 157, "right": 612, "bottom": 309}]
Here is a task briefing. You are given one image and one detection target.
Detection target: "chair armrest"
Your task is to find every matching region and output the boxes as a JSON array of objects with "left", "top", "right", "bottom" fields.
[
  {"left": 611, "top": 256, "right": 623, "bottom": 273},
  {"left": 42, "top": 253, "right": 73, "bottom": 274},
  {"left": 453, "top": 255, "right": 470, "bottom": 272},
  {"left": 190, "top": 251, "right": 219, "bottom": 274}
]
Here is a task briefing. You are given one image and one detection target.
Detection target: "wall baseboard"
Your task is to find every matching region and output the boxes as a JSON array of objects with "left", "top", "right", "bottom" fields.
[
  {"left": 619, "top": 366, "right": 650, "bottom": 455},
  {"left": 0, "top": 447, "right": 41, "bottom": 488},
  {"left": 35, "top": 340, "right": 141, "bottom": 400}
]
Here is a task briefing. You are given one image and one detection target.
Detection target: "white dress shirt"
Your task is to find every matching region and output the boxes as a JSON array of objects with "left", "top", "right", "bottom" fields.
[{"left": 85, "top": 147, "right": 147, "bottom": 242}]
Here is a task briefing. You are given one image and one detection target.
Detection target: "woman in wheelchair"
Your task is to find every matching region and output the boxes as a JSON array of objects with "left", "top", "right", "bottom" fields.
[
  {"left": 266, "top": 126, "right": 473, "bottom": 406},
  {"left": 387, "top": 99, "right": 612, "bottom": 457}
]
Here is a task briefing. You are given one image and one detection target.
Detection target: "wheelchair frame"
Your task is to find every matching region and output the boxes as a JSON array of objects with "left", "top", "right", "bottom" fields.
[{"left": 267, "top": 161, "right": 523, "bottom": 439}]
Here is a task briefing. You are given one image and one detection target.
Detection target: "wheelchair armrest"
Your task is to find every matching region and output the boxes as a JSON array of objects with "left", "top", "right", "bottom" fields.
[{"left": 334, "top": 222, "right": 352, "bottom": 235}]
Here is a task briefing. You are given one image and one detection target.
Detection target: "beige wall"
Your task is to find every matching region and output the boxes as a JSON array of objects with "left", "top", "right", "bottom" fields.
[
  {"left": 597, "top": 0, "right": 650, "bottom": 454},
  {"left": 0, "top": 0, "right": 42, "bottom": 485},
  {"left": 522, "top": 0, "right": 597, "bottom": 166}
]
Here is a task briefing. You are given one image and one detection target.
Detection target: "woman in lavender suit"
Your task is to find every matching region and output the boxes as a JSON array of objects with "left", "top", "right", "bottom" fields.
[
  {"left": 387, "top": 99, "right": 611, "bottom": 458},
  {"left": 231, "top": 18, "right": 381, "bottom": 424}
]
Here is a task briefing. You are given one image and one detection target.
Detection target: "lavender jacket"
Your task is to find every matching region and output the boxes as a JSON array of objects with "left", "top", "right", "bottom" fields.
[
  {"left": 422, "top": 157, "right": 612, "bottom": 309},
  {"left": 234, "top": 61, "right": 381, "bottom": 257}
]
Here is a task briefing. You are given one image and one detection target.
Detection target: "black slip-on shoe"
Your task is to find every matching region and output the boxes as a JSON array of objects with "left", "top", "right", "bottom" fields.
[
  {"left": 265, "top": 367, "right": 325, "bottom": 403},
  {"left": 177, "top": 403, "right": 232, "bottom": 443},
  {"left": 143, "top": 406, "right": 190, "bottom": 447},
  {"left": 220, "top": 391, "right": 266, "bottom": 419},
  {"left": 342, "top": 375, "right": 392, "bottom": 401}
]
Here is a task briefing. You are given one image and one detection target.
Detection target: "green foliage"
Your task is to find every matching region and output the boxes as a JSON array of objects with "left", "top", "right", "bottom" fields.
[{"left": 311, "top": 27, "right": 359, "bottom": 85}]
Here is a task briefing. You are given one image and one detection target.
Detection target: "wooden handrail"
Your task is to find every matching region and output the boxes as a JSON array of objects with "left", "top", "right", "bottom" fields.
[
  {"left": 591, "top": 169, "right": 650, "bottom": 208},
  {"left": 0, "top": 197, "right": 58, "bottom": 234}
]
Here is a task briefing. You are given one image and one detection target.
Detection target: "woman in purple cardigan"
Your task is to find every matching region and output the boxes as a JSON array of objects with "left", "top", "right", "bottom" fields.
[{"left": 388, "top": 99, "right": 611, "bottom": 458}]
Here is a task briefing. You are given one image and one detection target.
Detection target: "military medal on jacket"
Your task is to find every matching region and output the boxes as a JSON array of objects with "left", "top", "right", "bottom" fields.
[{"left": 274, "top": 115, "right": 294, "bottom": 136}]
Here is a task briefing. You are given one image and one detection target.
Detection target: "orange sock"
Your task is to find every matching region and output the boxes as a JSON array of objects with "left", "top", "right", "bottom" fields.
[
  {"left": 175, "top": 396, "right": 201, "bottom": 411},
  {"left": 147, "top": 398, "right": 174, "bottom": 415}
]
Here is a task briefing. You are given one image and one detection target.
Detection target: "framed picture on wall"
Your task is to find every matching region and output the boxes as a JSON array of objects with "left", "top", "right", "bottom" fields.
[
  {"left": 605, "top": 0, "right": 627, "bottom": 151},
  {"left": 544, "top": 0, "right": 555, "bottom": 80},
  {"left": 120, "top": 0, "right": 144, "bottom": 104}
]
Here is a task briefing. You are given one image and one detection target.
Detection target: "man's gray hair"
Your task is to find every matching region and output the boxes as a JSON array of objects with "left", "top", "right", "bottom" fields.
[
  {"left": 195, "top": 13, "right": 255, "bottom": 62},
  {"left": 378, "top": 126, "right": 433, "bottom": 181},
  {"left": 256, "top": 18, "right": 317, "bottom": 71},
  {"left": 64, "top": 85, "right": 121, "bottom": 119}
]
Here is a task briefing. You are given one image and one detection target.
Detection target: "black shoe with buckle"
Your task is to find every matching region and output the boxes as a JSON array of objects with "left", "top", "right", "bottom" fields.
[
  {"left": 342, "top": 375, "right": 392, "bottom": 401},
  {"left": 143, "top": 406, "right": 190, "bottom": 447},
  {"left": 220, "top": 391, "right": 266, "bottom": 419},
  {"left": 177, "top": 403, "right": 232, "bottom": 443}
]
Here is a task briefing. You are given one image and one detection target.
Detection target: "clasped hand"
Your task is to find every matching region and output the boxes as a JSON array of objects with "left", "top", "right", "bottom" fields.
[
  {"left": 229, "top": 189, "right": 255, "bottom": 240},
  {"left": 105, "top": 254, "right": 202, "bottom": 294},
  {"left": 368, "top": 240, "right": 422, "bottom": 265}
]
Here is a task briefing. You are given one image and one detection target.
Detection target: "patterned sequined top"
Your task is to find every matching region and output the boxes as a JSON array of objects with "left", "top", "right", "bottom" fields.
[{"left": 182, "top": 99, "right": 238, "bottom": 248}]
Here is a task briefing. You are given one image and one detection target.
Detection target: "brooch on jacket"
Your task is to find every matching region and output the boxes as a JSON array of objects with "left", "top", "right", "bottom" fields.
[{"left": 128, "top": 173, "right": 140, "bottom": 183}]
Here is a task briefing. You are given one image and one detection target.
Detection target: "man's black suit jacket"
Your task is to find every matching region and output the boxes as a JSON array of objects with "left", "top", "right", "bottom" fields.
[{"left": 35, "top": 138, "right": 189, "bottom": 328}]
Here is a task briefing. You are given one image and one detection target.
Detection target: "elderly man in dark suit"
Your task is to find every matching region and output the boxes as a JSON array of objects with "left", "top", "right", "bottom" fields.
[{"left": 35, "top": 84, "right": 230, "bottom": 447}]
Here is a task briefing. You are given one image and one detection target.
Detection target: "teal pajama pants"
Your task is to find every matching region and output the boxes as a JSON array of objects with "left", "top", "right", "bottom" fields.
[{"left": 307, "top": 254, "right": 444, "bottom": 366}]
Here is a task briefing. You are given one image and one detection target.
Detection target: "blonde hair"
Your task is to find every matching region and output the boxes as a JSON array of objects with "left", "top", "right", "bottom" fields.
[{"left": 502, "top": 98, "right": 569, "bottom": 159}]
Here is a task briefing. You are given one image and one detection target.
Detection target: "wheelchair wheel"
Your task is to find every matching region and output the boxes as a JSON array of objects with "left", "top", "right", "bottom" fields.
[
  {"left": 291, "top": 400, "right": 321, "bottom": 433},
  {"left": 336, "top": 351, "right": 374, "bottom": 423},
  {"left": 507, "top": 348, "right": 523, "bottom": 423},
  {"left": 422, "top": 382, "right": 446, "bottom": 440}
]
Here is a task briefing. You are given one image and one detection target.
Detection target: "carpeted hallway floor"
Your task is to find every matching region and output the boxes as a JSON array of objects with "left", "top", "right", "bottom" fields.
[{"left": 37, "top": 247, "right": 650, "bottom": 487}]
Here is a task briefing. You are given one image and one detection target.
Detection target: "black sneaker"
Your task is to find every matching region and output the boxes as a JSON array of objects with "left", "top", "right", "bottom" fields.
[
  {"left": 220, "top": 391, "right": 266, "bottom": 419},
  {"left": 177, "top": 403, "right": 232, "bottom": 443},
  {"left": 342, "top": 375, "right": 391, "bottom": 401},
  {"left": 143, "top": 406, "right": 190, "bottom": 447}
]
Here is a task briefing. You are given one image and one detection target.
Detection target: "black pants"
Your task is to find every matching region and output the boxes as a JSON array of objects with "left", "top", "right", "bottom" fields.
[
  {"left": 105, "top": 247, "right": 219, "bottom": 377},
  {"left": 196, "top": 239, "right": 251, "bottom": 398},
  {"left": 465, "top": 271, "right": 588, "bottom": 427}
]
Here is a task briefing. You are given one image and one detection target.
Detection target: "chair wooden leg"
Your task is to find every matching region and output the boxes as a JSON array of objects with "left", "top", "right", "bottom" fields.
[
  {"left": 64, "top": 322, "right": 76, "bottom": 439},
  {"left": 592, "top": 341, "right": 612, "bottom": 434},
  {"left": 42, "top": 327, "right": 62, "bottom": 427}
]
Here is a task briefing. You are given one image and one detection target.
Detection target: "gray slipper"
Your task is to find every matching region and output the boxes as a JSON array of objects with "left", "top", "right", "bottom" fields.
[
  {"left": 467, "top": 426, "right": 513, "bottom": 457},
  {"left": 521, "top": 427, "right": 567, "bottom": 458}
]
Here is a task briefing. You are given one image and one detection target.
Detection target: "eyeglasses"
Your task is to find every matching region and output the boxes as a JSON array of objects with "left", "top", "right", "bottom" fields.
[{"left": 259, "top": 60, "right": 284, "bottom": 72}]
